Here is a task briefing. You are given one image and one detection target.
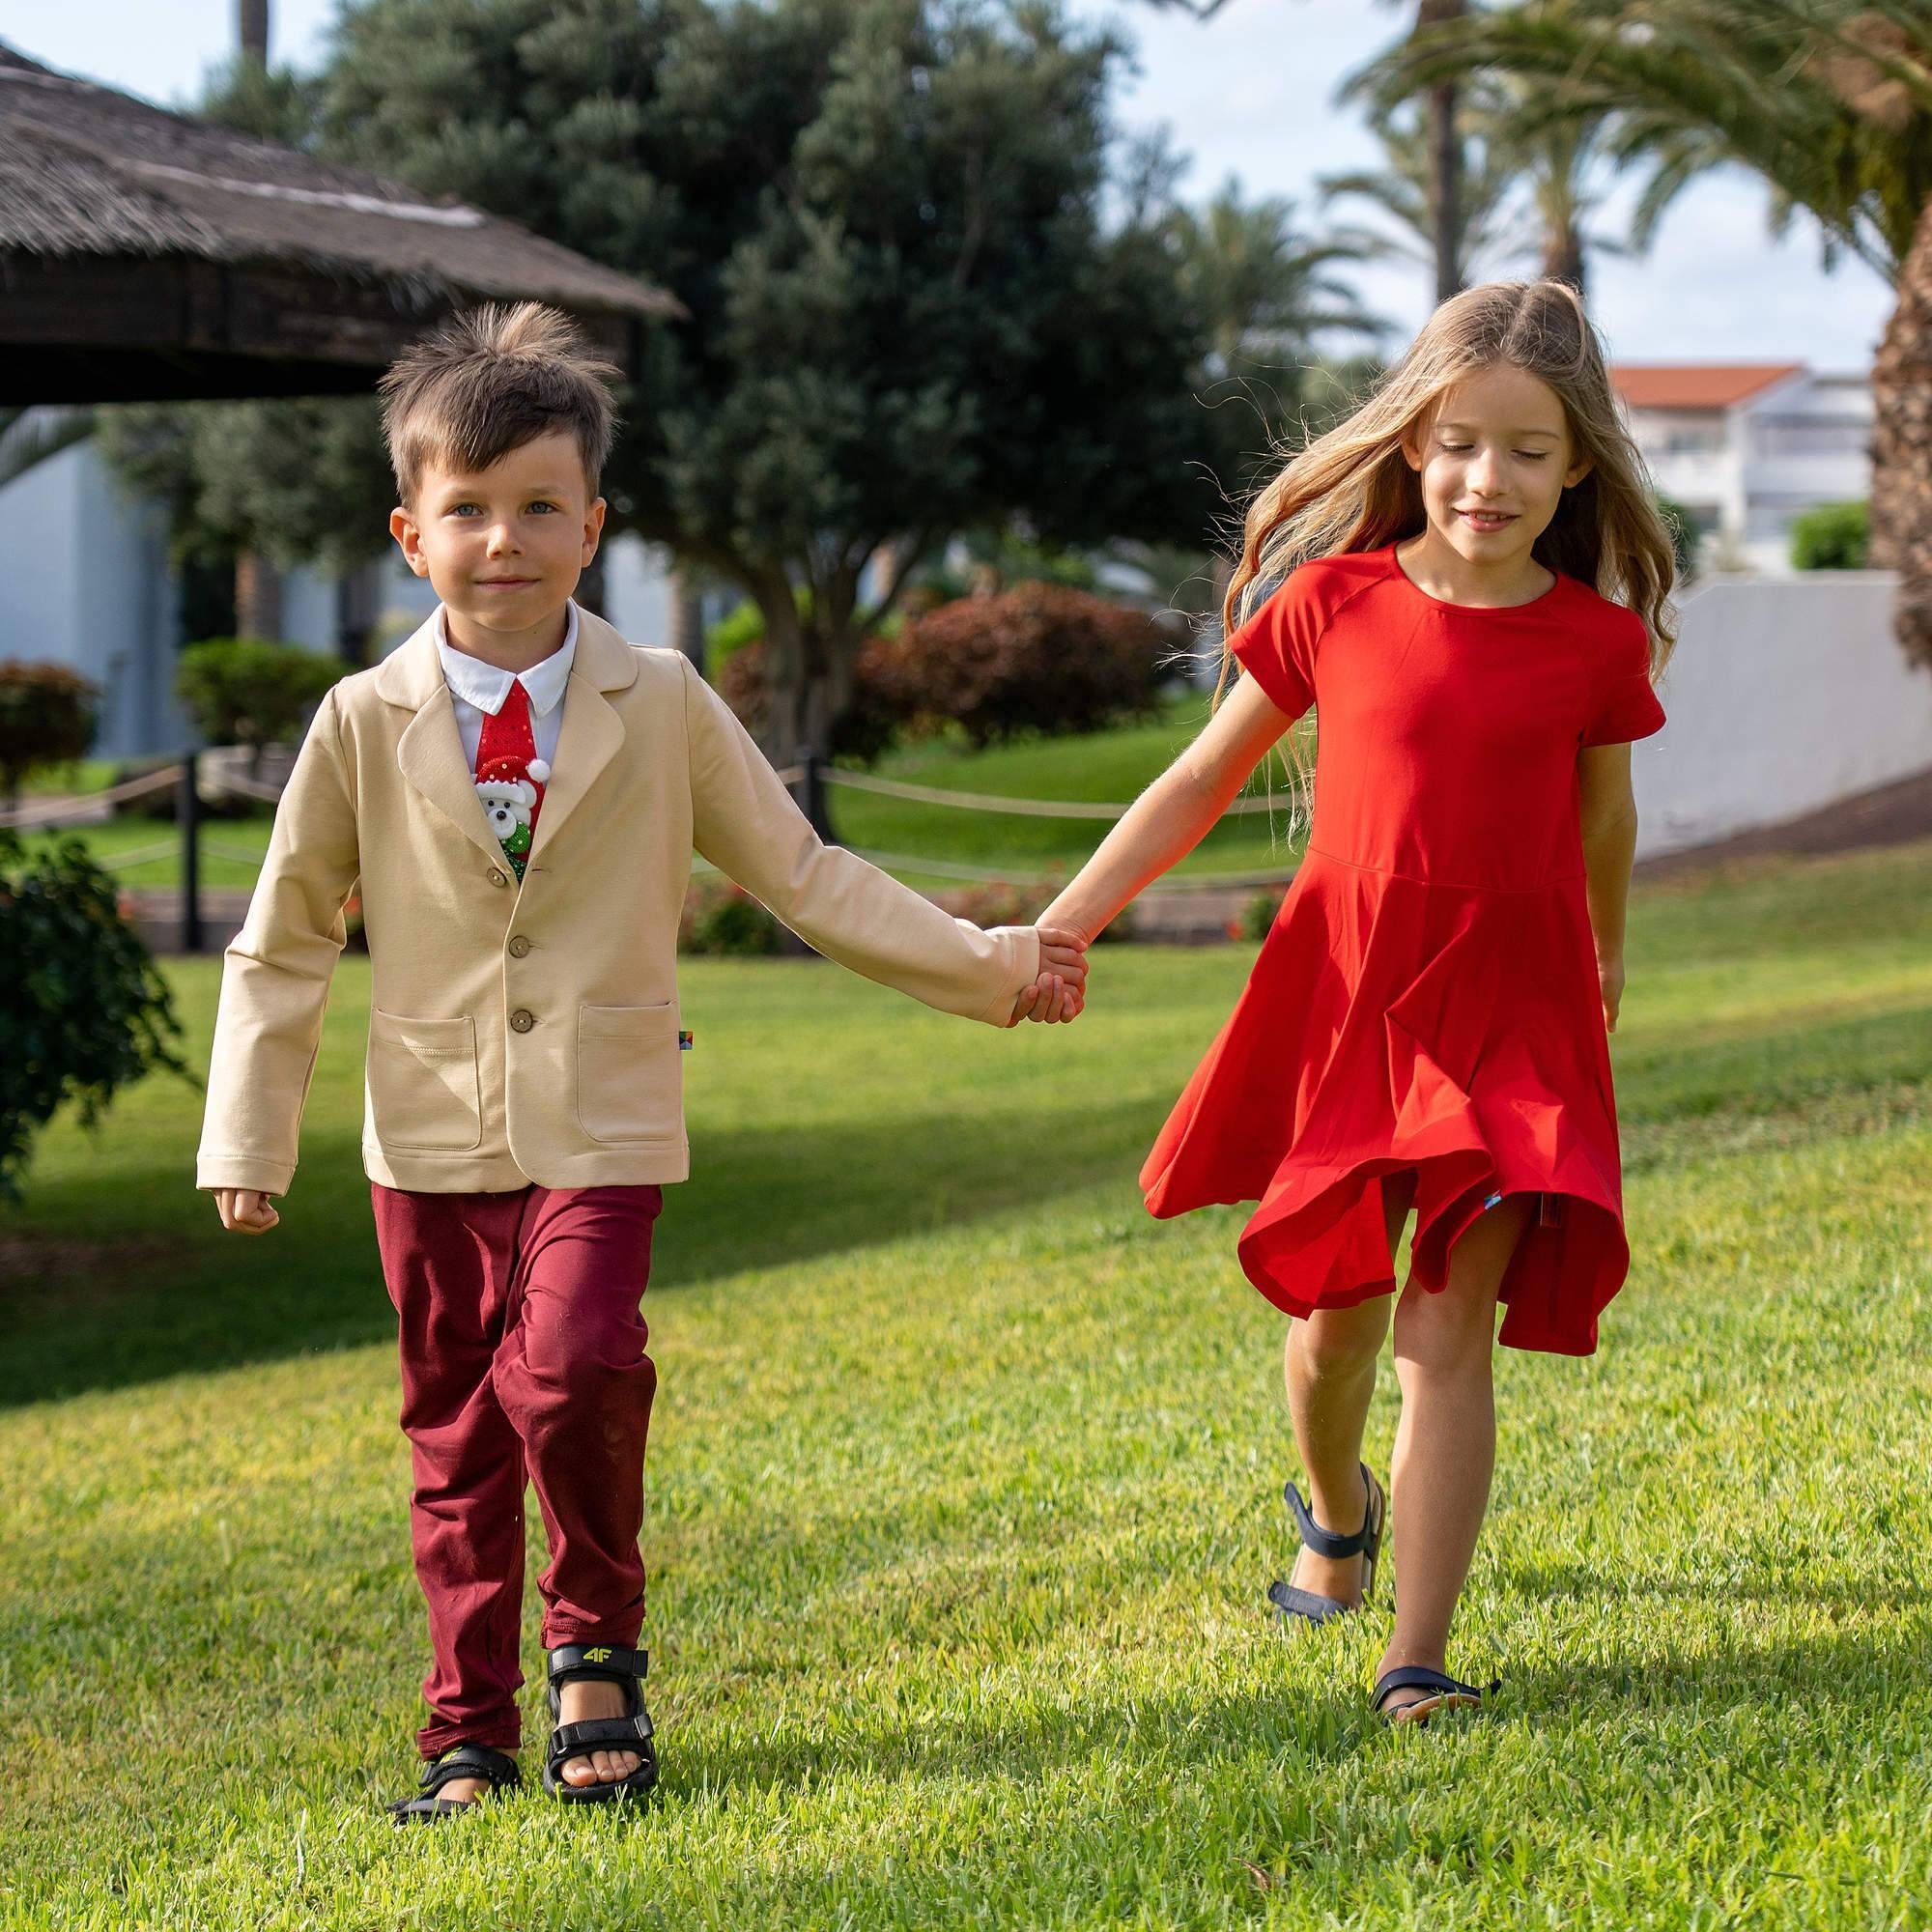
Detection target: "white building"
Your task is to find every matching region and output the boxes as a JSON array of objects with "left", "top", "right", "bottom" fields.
[{"left": 1612, "top": 363, "right": 1873, "bottom": 574}]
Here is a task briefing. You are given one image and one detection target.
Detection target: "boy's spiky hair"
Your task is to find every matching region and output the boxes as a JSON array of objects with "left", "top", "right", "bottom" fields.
[{"left": 379, "top": 301, "right": 621, "bottom": 504}]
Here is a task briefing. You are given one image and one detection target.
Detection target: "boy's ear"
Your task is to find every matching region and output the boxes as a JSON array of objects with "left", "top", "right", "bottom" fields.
[
  {"left": 581, "top": 495, "right": 607, "bottom": 563},
  {"left": 389, "top": 504, "right": 430, "bottom": 577}
]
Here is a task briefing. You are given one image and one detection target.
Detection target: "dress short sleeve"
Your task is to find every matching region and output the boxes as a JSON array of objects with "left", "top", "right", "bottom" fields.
[
  {"left": 1581, "top": 610, "right": 1666, "bottom": 746},
  {"left": 1228, "top": 568, "right": 1321, "bottom": 721}
]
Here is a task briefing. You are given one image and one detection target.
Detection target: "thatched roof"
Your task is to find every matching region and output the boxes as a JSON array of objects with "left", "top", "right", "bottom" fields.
[{"left": 0, "top": 43, "right": 682, "bottom": 405}]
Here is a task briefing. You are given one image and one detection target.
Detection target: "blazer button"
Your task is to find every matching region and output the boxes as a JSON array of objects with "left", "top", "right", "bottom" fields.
[
  {"left": 507, "top": 935, "right": 531, "bottom": 958},
  {"left": 488, "top": 868, "right": 508, "bottom": 888},
  {"left": 509, "top": 1009, "right": 535, "bottom": 1033}
]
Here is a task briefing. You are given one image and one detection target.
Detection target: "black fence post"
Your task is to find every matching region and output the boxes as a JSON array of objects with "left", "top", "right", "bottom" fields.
[
  {"left": 798, "top": 745, "right": 837, "bottom": 846},
  {"left": 179, "top": 751, "right": 202, "bottom": 955}
]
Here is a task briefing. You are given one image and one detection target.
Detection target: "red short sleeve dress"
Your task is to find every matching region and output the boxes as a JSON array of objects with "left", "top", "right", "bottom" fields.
[{"left": 1140, "top": 542, "right": 1666, "bottom": 1356}]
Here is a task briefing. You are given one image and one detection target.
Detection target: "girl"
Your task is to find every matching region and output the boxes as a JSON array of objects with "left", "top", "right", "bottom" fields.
[{"left": 1040, "top": 280, "right": 1673, "bottom": 1722}]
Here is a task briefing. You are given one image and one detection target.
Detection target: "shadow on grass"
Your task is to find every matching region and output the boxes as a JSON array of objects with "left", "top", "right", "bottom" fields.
[
  {"left": 1509, "top": 1558, "right": 1932, "bottom": 1612},
  {"left": 0, "top": 1089, "right": 1171, "bottom": 1408}
]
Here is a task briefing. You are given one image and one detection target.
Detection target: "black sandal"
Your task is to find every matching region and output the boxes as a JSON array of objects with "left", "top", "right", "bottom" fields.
[
  {"left": 387, "top": 1742, "right": 520, "bottom": 1824},
  {"left": 1267, "top": 1462, "right": 1386, "bottom": 1628},
  {"left": 542, "top": 1642, "right": 659, "bottom": 1804},
  {"left": 1371, "top": 1665, "right": 1498, "bottom": 1725}
]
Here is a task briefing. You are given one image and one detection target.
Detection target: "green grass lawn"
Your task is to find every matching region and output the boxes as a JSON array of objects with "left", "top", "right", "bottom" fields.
[
  {"left": 3, "top": 842, "right": 1931, "bottom": 1928},
  {"left": 14, "top": 698, "right": 1310, "bottom": 898}
]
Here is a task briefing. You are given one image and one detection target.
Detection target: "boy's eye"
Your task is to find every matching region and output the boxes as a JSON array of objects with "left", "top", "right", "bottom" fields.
[{"left": 526, "top": 501, "right": 557, "bottom": 514}]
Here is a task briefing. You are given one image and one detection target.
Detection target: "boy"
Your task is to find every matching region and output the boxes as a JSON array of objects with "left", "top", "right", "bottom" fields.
[{"left": 196, "top": 302, "right": 1086, "bottom": 1820}]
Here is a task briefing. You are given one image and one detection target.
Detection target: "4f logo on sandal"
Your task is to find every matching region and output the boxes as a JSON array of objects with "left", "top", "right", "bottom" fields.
[{"left": 582, "top": 1646, "right": 613, "bottom": 1662}]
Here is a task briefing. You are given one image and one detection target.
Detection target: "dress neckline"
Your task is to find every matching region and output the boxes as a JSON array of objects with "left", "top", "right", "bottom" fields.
[{"left": 1385, "top": 540, "right": 1566, "bottom": 615}]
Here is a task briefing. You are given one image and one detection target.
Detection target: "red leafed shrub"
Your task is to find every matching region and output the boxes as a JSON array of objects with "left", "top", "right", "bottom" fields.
[
  {"left": 871, "top": 583, "right": 1164, "bottom": 747},
  {"left": 0, "top": 661, "right": 100, "bottom": 804}
]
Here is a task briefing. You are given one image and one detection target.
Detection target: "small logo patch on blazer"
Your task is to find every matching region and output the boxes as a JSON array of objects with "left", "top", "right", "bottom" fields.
[{"left": 679, "top": 1031, "right": 694, "bottom": 1052}]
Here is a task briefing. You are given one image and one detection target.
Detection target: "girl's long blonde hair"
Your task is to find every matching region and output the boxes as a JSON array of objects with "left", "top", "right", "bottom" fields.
[{"left": 1222, "top": 279, "right": 1679, "bottom": 708}]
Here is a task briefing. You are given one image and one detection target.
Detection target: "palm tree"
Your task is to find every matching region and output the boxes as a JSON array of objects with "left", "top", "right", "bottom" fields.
[
  {"left": 1347, "top": 0, "right": 1932, "bottom": 668},
  {"left": 1164, "top": 181, "right": 1388, "bottom": 381},
  {"left": 1321, "top": 92, "right": 1520, "bottom": 291}
]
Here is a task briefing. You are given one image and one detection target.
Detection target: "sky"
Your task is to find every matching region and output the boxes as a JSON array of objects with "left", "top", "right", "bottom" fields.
[{"left": 6, "top": 0, "right": 1899, "bottom": 373}]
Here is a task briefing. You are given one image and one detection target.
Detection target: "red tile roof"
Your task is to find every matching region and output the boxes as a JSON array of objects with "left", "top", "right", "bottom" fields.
[{"left": 1610, "top": 364, "right": 1804, "bottom": 410}]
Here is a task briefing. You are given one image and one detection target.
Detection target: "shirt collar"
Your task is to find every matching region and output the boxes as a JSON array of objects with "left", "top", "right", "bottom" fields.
[{"left": 435, "top": 601, "right": 579, "bottom": 719}]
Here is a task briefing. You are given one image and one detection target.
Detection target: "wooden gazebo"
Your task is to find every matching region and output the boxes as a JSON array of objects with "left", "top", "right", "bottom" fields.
[{"left": 0, "top": 43, "right": 682, "bottom": 406}]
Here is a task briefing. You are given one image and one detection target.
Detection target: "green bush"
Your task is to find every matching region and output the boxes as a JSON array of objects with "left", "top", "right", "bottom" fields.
[
  {"left": 1653, "top": 494, "right": 1698, "bottom": 582},
  {"left": 679, "top": 878, "right": 783, "bottom": 955},
  {"left": 0, "top": 829, "right": 192, "bottom": 1203},
  {"left": 174, "top": 639, "right": 344, "bottom": 776},
  {"left": 869, "top": 584, "right": 1163, "bottom": 748},
  {"left": 0, "top": 661, "right": 101, "bottom": 807},
  {"left": 1789, "top": 500, "right": 1870, "bottom": 571},
  {"left": 1242, "top": 888, "right": 1285, "bottom": 942}
]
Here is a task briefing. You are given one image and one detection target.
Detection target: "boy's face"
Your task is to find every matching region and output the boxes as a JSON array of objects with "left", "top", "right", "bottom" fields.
[{"left": 389, "top": 431, "right": 607, "bottom": 642}]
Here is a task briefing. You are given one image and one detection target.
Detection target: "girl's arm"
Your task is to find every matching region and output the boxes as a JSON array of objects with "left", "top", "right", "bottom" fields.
[
  {"left": 1577, "top": 742, "right": 1639, "bottom": 1034},
  {"left": 1039, "top": 674, "right": 1297, "bottom": 946}
]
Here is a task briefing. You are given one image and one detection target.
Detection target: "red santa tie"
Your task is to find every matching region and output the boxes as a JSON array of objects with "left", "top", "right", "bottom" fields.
[{"left": 473, "top": 678, "right": 550, "bottom": 879}]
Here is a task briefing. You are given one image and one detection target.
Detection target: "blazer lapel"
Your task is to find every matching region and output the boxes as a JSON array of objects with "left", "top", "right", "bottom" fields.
[
  {"left": 526, "top": 612, "right": 639, "bottom": 867},
  {"left": 381, "top": 613, "right": 511, "bottom": 873}
]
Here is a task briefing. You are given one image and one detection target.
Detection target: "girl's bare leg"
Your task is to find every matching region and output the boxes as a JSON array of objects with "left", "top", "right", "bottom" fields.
[
  {"left": 1376, "top": 1193, "right": 1534, "bottom": 1718},
  {"left": 1282, "top": 1171, "right": 1417, "bottom": 1605}
]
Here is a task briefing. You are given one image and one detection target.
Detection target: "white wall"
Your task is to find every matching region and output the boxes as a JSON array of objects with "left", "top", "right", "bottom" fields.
[
  {"left": 603, "top": 531, "right": 674, "bottom": 647},
  {"left": 0, "top": 439, "right": 192, "bottom": 758},
  {"left": 1634, "top": 572, "right": 1932, "bottom": 857}
]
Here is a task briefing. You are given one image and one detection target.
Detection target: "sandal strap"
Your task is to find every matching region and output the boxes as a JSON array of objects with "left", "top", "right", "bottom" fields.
[
  {"left": 420, "top": 1743, "right": 521, "bottom": 1795},
  {"left": 1285, "top": 1463, "right": 1380, "bottom": 1559},
  {"left": 548, "top": 1642, "right": 648, "bottom": 1687},
  {"left": 1266, "top": 1579, "right": 1353, "bottom": 1625},
  {"left": 548, "top": 1712, "right": 654, "bottom": 1770},
  {"left": 1371, "top": 1665, "right": 1498, "bottom": 1712}
]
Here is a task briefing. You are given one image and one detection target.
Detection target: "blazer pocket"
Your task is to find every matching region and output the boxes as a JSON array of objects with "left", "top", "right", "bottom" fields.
[
  {"left": 578, "top": 1001, "right": 681, "bottom": 1144},
  {"left": 367, "top": 1009, "right": 483, "bottom": 1151}
]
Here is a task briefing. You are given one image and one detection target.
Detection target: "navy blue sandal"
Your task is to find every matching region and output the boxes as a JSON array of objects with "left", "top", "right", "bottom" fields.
[
  {"left": 1267, "top": 1462, "right": 1385, "bottom": 1628},
  {"left": 387, "top": 1741, "right": 520, "bottom": 1824},
  {"left": 542, "top": 1643, "right": 659, "bottom": 1804},
  {"left": 1371, "top": 1664, "right": 1498, "bottom": 1724}
]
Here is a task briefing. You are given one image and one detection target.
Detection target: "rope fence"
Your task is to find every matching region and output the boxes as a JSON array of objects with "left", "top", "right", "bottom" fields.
[
  {"left": 23, "top": 748, "right": 1298, "bottom": 907},
  {"left": 819, "top": 765, "right": 1288, "bottom": 819}
]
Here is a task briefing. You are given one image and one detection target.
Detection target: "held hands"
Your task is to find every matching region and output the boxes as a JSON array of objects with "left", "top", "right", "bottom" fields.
[
  {"left": 1006, "top": 923, "right": 1090, "bottom": 1027},
  {"left": 214, "top": 1188, "right": 279, "bottom": 1235}
]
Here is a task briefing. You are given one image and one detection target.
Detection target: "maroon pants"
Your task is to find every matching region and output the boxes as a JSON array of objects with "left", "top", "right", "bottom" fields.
[{"left": 370, "top": 1181, "right": 663, "bottom": 1758}]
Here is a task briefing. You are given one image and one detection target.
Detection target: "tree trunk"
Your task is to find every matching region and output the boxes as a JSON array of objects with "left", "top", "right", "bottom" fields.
[
  {"left": 752, "top": 577, "right": 857, "bottom": 841},
  {"left": 1541, "top": 223, "right": 1586, "bottom": 297},
  {"left": 1870, "top": 195, "right": 1932, "bottom": 671},
  {"left": 239, "top": 0, "right": 269, "bottom": 67},
  {"left": 668, "top": 562, "right": 706, "bottom": 676},
  {"left": 1418, "top": 0, "right": 1467, "bottom": 303},
  {"left": 235, "top": 552, "right": 281, "bottom": 641}
]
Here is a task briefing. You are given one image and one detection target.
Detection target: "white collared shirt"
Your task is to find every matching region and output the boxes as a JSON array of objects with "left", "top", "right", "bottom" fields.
[{"left": 435, "top": 602, "right": 579, "bottom": 775}]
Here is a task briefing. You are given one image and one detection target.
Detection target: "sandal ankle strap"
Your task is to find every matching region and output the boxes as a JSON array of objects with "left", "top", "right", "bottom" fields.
[
  {"left": 547, "top": 1642, "right": 647, "bottom": 1686},
  {"left": 1285, "top": 1463, "right": 1378, "bottom": 1559}
]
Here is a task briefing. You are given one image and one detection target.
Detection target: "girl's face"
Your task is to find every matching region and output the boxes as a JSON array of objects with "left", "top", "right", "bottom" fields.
[{"left": 1402, "top": 363, "right": 1593, "bottom": 569}]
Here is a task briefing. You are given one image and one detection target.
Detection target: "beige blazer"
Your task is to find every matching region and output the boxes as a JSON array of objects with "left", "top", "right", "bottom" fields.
[{"left": 195, "top": 608, "right": 1040, "bottom": 1197}]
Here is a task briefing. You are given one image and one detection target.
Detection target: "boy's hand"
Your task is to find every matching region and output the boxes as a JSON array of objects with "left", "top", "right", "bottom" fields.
[
  {"left": 214, "top": 1188, "right": 280, "bottom": 1235},
  {"left": 1006, "top": 925, "right": 1089, "bottom": 1026}
]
